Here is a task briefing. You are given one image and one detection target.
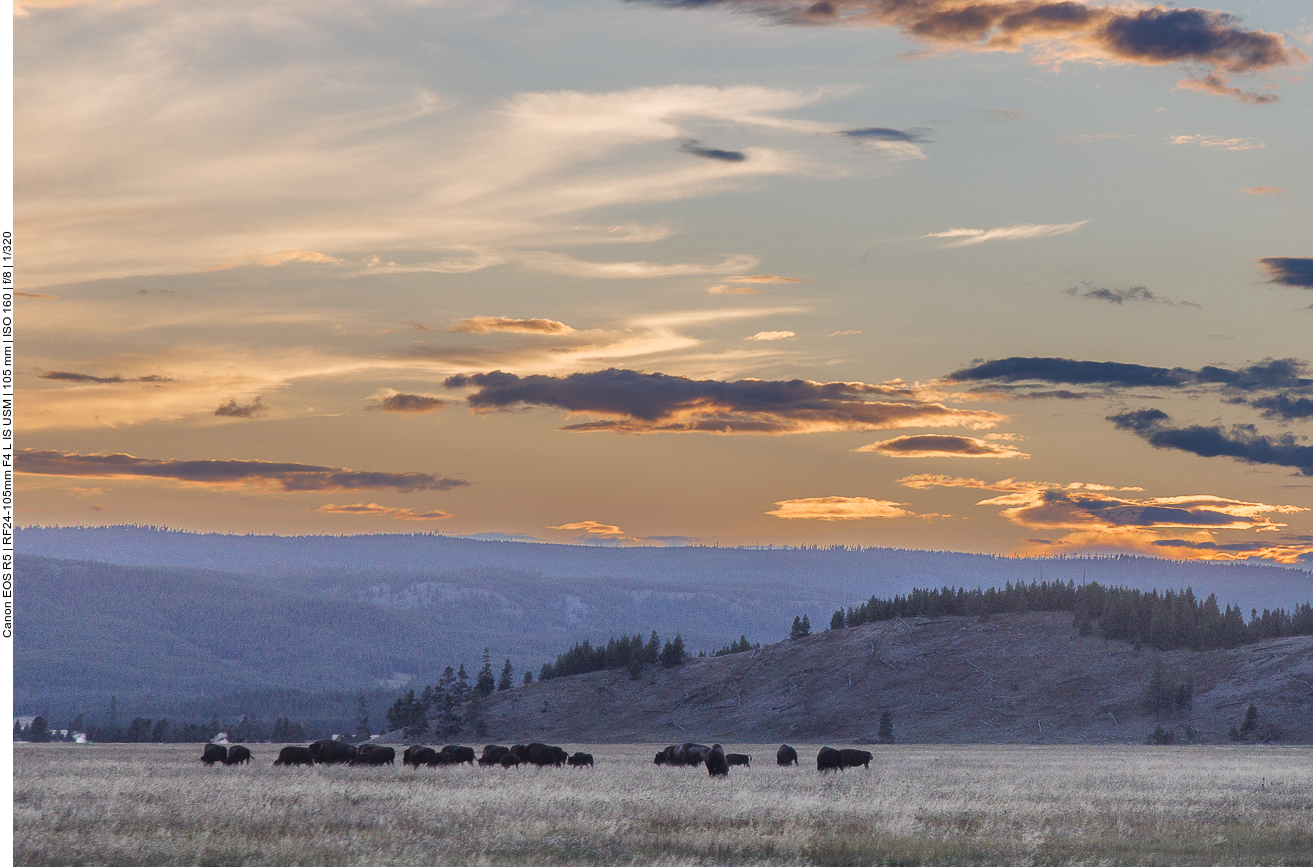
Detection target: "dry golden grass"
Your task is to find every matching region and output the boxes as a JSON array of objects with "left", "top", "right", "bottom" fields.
[{"left": 15, "top": 742, "right": 1313, "bottom": 866}]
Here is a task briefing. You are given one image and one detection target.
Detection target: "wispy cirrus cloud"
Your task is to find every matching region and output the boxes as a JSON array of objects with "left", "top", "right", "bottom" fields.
[
  {"left": 318, "top": 502, "right": 452, "bottom": 520},
  {"left": 1242, "top": 187, "right": 1284, "bottom": 196},
  {"left": 1170, "top": 134, "right": 1266, "bottom": 151},
  {"left": 634, "top": 0, "right": 1305, "bottom": 102},
  {"left": 448, "top": 316, "right": 575, "bottom": 335},
  {"left": 922, "top": 221, "right": 1087, "bottom": 247},
  {"left": 17, "top": 448, "right": 468, "bottom": 493},
  {"left": 745, "top": 330, "right": 795, "bottom": 341},
  {"left": 678, "top": 139, "right": 748, "bottom": 162},
  {"left": 856, "top": 434, "right": 1028, "bottom": 459},
  {"left": 767, "top": 496, "right": 914, "bottom": 521},
  {"left": 443, "top": 368, "right": 1004, "bottom": 434},
  {"left": 727, "top": 275, "right": 813, "bottom": 284},
  {"left": 39, "top": 370, "right": 174, "bottom": 384},
  {"left": 1064, "top": 282, "right": 1199, "bottom": 308}
]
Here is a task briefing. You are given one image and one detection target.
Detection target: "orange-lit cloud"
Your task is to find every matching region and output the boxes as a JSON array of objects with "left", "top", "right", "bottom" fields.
[
  {"left": 1241, "top": 187, "right": 1285, "bottom": 196},
  {"left": 745, "top": 331, "right": 795, "bottom": 341},
  {"left": 1170, "top": 134, "right": 1265, "bottom": 151},
  {"left": 767, "top": 496, "right": 913, "bottom": 520},
  {"left": 707, "top": 285, "right": 767, "bottom": 295},
  {"left": 367, "top": 392, "right": 446, "bottom": 414},
  {"left": 448, "top": 316, "right": 576, "bottom": 335},
  {"left": 445, "top": 368, "right": 1004, "bottom": 434},
  {"left": 17, "top": 448, "right": 468, "bottom": 493},
  {"left": 923, "top": 221, "right": 1087, "bottom": 247},
  {"left": 17, "top": 291, "right": 60, "bottom": 300},
  {"left": 857, "top": 434, "right": 1028, "bottom": 458},
  {"left": 727, "top": 275, "right": 813, "bottom": 284},
  {"left": 318, "top": 502, "right": 453, "bottom": 520},
  {"left": 207, "top": 249, "right": 345, "bottom": 271},
  {"left": 547, "top": 520, "right": 629, "bottom": 537}
]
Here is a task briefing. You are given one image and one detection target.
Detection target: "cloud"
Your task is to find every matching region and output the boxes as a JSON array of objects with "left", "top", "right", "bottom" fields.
[
  {"left": 208, "top": 249, "right": 345, "bottom": 271},
  {"left": 835, "top": 126, "right": 929, "bottom": 158},
  {"left": 1250, "top": 393, "right": 1313, "bottom": 421},
  {"left": 1064, "top": 282, "right": 1199, "bottom": 308},
  {"left": 678, "top": 139, "right": 748, "bottom": 162},
  {"left": 948, "top": 356, "right": 1311, "bottom": 391},
  {"left": 547, "top": 520, "right": 630, "bottom": 537},
  {"left": 213, "top": 397, "right": 266, "bottom": 418},
  {"left": 635, "top": 1, "right": 1305, "bottom": 102},
  {"left": 1259, "top": 258, "right": 1313, "bottom": 288},
  {"left": 17, "top": 448, "right": 469, "bottom": 492},
  {"left": 1109, "top": 409, "right": 1313, "bottom": 477},
  {"left": 367, "top": 393, "right": 446, "bottom": 414},
  {"left": 856, "top": 434, "right": 1029, "bottom": 458},
  {"left": 1149, "top": 538, "right": 1313, "bottom": 566},
  {"left": 511, "top": 251, "right": 759, "bottom": 279},
  {"left": 829, "top": 329, "right": 862, "bottom": 336},
  {"left": 38, "top": 370, "right": 174, "bottom": 384},
  {"left": 767, "top": 496, "right": 913, "bottom": 520},
  {"left": 318, "top": 502, "right": 452, "bottom": 521},
  {"left": 1241, "top": 187, "right": 1284, "bottom": 196},
  {"left": 727, "top": 275, "right": 813, "bottom": 283},
  {"left": 707, "top": 285, "right": 767, "bottom": 295},
  {"left": 922, "top": 221, "right": 1087, "bottom": 247},
  {"left": 17, "top": 291, "right": 60, "bottom": 300},
  {"left": 1170, "top": 134, "right": 1265, "bottom": 151},
  {"left": 1175, "top": 74, "right": 1278, "bottom": 105},
  {"left": 745, "top": 330, "right": 795, "bottom": 341},
  {"left": 443, "top": 368, "right": 1005, "bottom": 434},
  {"left": 980, "top": 109, "right": 1025, "bottom": 122},
  {"left": 448, "top": 316, "right": 576, "bottom": 335}
]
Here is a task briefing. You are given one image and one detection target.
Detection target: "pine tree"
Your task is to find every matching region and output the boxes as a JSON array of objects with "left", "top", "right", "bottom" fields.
[
  {"left": 830, "top": 610, "right": 845, "bottom": 630},
  {"left": 476, "top": 649, "right": 496, "bottom": 697},
  {"left": 498, "top": 660, "right": 514, "bottom": 691},
  {"left": 644, "top": 631, "right": 661, "bottom": 664},
  {"left": 29, "top": 716, "right": 51, "bottom": 743},
  {"left": 791, "top": 615, "right": 811, "bottom": 639},
  {"left": 660, "top": 634, "right": 686, "bottom": 668},
  {"left": 878, "top": 711, "right": 895, "bottom": 744},
  {"left": 355, "top": 693, "right": 371, "bottom": 740},
  {"left": 1241, "top": 703, "right": 1259, "bottom": 734},
  {"left": 523, "top": 670, "right": 534, "bottom": 686}
]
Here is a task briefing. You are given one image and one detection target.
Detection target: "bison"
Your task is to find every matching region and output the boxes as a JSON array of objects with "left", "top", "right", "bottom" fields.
[
  {"left": 404, "top": 746, "right": 438, "bottom": 768},
  {"left": 479, "top": 745, "right": 510, "bottom": 766},
  {"left": 839, "top": 748, "right": 872, "bottom": 770},
  {"left": 354, "top": 744, "right": 395, "bottom": 766},
  {"left": 816, "top": 746, "right": 844, "bottom": 772},
  {"left": 567, "top": 751, "right": 594, "bottom": 768},
  {"left": 725, "top": 753, "right": 751, "bottom": 767},
  {"left": 274, "top": 745, "right": 315, "bottom": 767},
  {"left": 201, "top": 744, "right": 227, "bottom": 765},
  {"left": 223, "top": 745, "right": 252, "bottom": 766},
  {"left": 440, "top": 745, "right": 476, "bottom": 766},
  {"left": 499, "top": 752, "right": 522, "bottom": 768},
  {"left": 705, "top": 744, "right": 729, "bottom": 777},
  {"left": 309, "top": 738, "right": 356, "bottom": 765},
  {"left": 777, "top": 744, "right": 799, "bottom": 766},
  {"left": 655, "top": 743, "right": 709, "bottom": 767},
  {"left": 521, "top": 742, "right": 568, "bottom": 768}
]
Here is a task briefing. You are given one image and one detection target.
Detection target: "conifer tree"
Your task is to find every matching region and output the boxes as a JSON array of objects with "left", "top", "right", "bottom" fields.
[
  {"left": 476, "top": 649, "right": 496, "bottom": 697},
  {"left": 498, "top": 659, "right": 514, "bottom": 691}
]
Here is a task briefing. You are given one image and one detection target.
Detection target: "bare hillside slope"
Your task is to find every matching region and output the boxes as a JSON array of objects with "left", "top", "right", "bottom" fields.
[{"left": 469, "top": 612, "right": 1313, "bottom": 745}]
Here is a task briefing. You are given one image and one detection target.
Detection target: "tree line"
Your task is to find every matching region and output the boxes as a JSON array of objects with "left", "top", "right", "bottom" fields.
[
  {"left": 538, "top": 631, "right": 689, "bottom": 681},
  {"left": 13, "top": 712, "right": 312, "bottom": 744},
  {"left": 827, "top": 580, "right": 1313, "bottom": 652}
]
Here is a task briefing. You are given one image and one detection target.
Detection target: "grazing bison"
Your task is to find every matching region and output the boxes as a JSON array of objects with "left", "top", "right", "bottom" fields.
[
  {"left": 655, "top": 743, "right": 710, "bottom": 767},
  {"left": 726, "top": 753, "right": 751, "bottom": 767},
  {"left": 777, "top": 744, "right": 799, "bottom": 766},
  {"left": 404, "top": 746, "right": 438, "bottom": 768},
  {"left": 567, "top": 752, "right": 594, "bottom": 768},
  {"left": 704, "top": 744, "right": 729, "bottom": 777},
  {"left": 223, "top": 745, "right": 252, "bottom": 766},
  {"left": 839, "top": 748, "right": 873, "bottom": 770},
  {"left": 202, "top": 744, "right": 227, "bottom": 765},
  {"left": 816, "top": 746, "right": 844, "bottom": 772},
  {"left": 274, "top": 746, "right": 315, "bottom": 767},
  {"left": 440, "top": 745, "right": 476, "bottom": 766},
  {"left": 521, "top": 742, "right": 568, "bottom": 768},
  {"left": 354, "top": 744, "right": 395, "bottom": 766},
  {"left": 479, "top": 745, "right": 510, "bottom": 766},
  {"left": 499, "top": 753, "right": 522, "bottom": 768},
  {"left": 309, "top": 739, "right": 356, "bottom": 765}
]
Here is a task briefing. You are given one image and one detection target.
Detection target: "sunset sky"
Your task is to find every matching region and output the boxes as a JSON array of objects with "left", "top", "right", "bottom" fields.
[{"left": 15, "top": 0, "right": 1313, "bottom": 562}]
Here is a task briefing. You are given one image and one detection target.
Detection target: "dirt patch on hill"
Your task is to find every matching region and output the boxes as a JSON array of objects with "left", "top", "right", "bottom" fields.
[{"left": 468, "top": 612, "right": 1313, "bottom": 744}]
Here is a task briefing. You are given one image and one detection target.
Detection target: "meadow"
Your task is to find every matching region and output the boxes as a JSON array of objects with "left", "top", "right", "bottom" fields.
[{"left": 15, "top": 742, "right": 1313, "bottom": 866}]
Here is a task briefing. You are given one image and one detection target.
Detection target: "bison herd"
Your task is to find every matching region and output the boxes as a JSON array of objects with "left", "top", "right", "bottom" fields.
[{"left": 212, "top": 739, "right": 875, "bottom": 777}]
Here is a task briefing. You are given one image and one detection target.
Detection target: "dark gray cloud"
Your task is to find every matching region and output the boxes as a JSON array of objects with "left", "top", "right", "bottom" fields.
[
  {"left": 839, "top": 126, "right": 931, "bottom": 143},
  {"left": 39, "top": 371, "right": 174, "bottom": 384},
  {"left": 1109, "top": 409, "right": 1313, "bottom": 476},
  {"left": 444, "top": 368, "right": 1001, "bottom": 434},
  {"left": 633, "top": 1, "right": 1304, "bottom": 102},
  {"left": 678, "top": 139, "right": 748, "bottom": 162},
  {"left": 17, "top": 449, "right": 469, "bottom": 492},
  {"left": 1259, "top": 257, "right": 1313, "bottom": 288},
  {"left": 949, "top": 356, "right": 1310, "bottom": 391},
  {"left": 370, "top": 393, "right": 446, "bottom": 414},
  {"left": 1250, "top": 393, "right": 1313, "bottom": 421},
  {"left": 214, "top": 397, "right": 266, "bottom": 418},
  {"left": 1064, "top": 283, "right": 1200, "bottom": 308}
]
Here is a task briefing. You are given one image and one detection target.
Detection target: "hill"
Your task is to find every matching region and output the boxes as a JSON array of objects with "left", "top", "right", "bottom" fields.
[{"left": 464, "top": 611, "right": 1313, "bottom": 745}]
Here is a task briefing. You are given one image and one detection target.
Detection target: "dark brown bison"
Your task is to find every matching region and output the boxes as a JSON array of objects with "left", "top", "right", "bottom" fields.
[
  {"left": 705, "top": 744, "right": 729, "bottom": 777},
  {"left": 309, "top": 739, "right": 356, "bottom": 765},
  {"left": 816, "top": 746, "right": 843, "bottom": 772},
  {"left": 499, "top": 752, "right": 522, "bottom": 768},
  {"left": 479, "top": 745, "right": 510, "bottom": 766},
  {"left": 201, "top": 744, "right": 227, "bottom": 765},
  {"left": 655, "top": 743, "right": 710, "bottom": 766},
  {"left": 404, "top": 746, "right": 438, "bottom": 768},
  {"left": 839, "top": 748, "right": 872, "bottom": 769},
  {"left": 521, "top": 742, "right": 568, "bottom": 767},
  {"left": 354, "top": 744, "right": 395, "bottom": 766},
  {"left": 274, "top": 745, "right": 315, "bottom": 766},
  {"left": 440, "top": 745, "right": 476, "bottom": 766},
  {"left": 725, "top": 753, "right": 750, "bottom": 767},
  {"left": 223, "top": 745, "right": 252, "bottom": 766},
  {"left": 777, "top": 744, "right": 798, "bottom": 766},
  {"left": 566, "top": 751, "right": 594, "bottom": 768}
]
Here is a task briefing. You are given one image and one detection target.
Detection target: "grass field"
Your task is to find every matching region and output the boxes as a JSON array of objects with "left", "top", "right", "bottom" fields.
[{"left": 15, "top": 742, "right": 1313, "bottom": 866}]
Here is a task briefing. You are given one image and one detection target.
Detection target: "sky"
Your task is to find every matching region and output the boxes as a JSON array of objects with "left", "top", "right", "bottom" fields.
[{"left": 14, "top": 0, "right": 1313, "bottom": 563}]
